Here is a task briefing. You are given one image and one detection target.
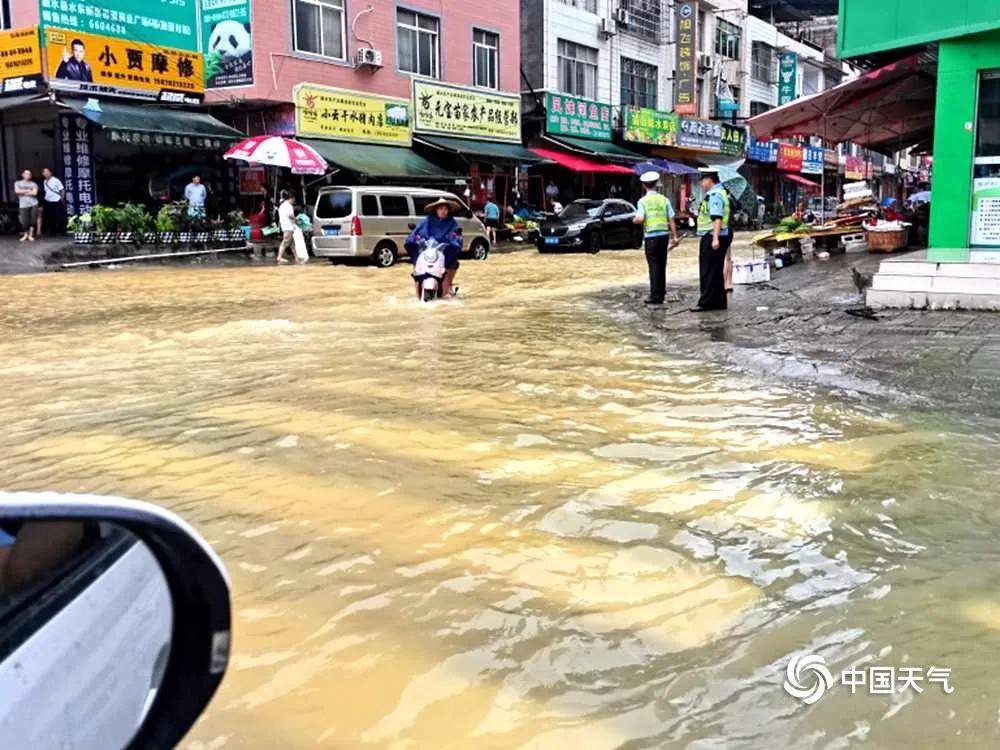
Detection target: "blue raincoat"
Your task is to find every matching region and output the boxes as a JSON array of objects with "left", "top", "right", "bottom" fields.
[{"left": 405, "top": 215, "right": 463, "bottom": 268}]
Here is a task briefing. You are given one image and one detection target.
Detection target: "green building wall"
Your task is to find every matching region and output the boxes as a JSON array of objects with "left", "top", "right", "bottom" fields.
[{"left": 929, "top": 29, "right": 1000, "bottom": 260}]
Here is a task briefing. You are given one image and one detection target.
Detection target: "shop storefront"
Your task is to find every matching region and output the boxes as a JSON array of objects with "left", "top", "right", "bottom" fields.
[
  {"left": 409, "top": 79, "right": 540, "bottom": 211},
  {"left": 622, "top": 107, "right": 691, "bottom": 209}
]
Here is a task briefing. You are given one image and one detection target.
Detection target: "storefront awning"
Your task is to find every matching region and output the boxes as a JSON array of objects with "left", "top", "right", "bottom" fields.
[
  {"left": 414, "top": 135, "right": 543, "bottom": 163},
  {"left": 781, "top": 173, "right": 822, "bottom": 189},
  {"left": 543, "top": 135, "right": 646, "bottom": 162},
  {"left": 64, "top": 99, "right": 244, "bottom": 145},
  {"left": 528, "top": 147, "right": 634, "bottom": 174},
  {"left": 0, "top": 94, "right": 48, "bottom": 112},
  {"left": 301, "top": 139, "right": 456, "bottom": 179},
  {"left": 747, "top": 54, "right": 937, "bottom": 153}
]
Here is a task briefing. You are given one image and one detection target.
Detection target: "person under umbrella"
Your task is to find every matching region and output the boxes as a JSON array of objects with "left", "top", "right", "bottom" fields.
[
  {"left": 632, "top": 171, "right": 680, "bottom": 306},
  {"left": 405, "top": 198, "right": 463, "bottom": 298}
]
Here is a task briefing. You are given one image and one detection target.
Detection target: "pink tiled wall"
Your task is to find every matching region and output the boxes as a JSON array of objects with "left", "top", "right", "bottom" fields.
[{"left": 209, "top": 0, "right": 520, "bottom": 104}]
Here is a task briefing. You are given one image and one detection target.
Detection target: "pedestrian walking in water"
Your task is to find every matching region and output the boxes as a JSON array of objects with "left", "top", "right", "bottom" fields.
[
  {"left": 633, "top": 171, "right": 679, "bottom": 306},
  {"left": 691, "top": 168, "right": 732, "bottom": 312},
  {"left": 275, "top": 190, "right": 299, "bottom": 265}
]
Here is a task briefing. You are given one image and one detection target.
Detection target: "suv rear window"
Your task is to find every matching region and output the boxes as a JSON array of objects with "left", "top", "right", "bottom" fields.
[
  {"left": 380, "top": 195, "right": 410, "bottom": 217},
  {"left": 315, "top": 191, "right": 353, "bottom": 219}
]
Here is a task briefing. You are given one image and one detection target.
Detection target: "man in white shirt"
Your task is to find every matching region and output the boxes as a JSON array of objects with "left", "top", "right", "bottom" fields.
[
  {"left": 41, "top": 167, "right": 66, "bottom": 237},
  {"left": 275, "top": 191, "right": 299, "bottom": 265},
  {"left": 184, "top": 174, "right": 207, "bottom": 217}
]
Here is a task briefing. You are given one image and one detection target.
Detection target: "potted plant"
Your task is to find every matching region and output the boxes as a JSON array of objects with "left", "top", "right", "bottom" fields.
[
  {"left": 226, "top": 209, "right": 248, "bottom": 244},
  {"left": 92, "top": 204, "right": 117, "bottom": 244},
  {"left": 189, "top": 212, "right": 210, "bottom": 245},
  {"left": 210, "top": 217, "right": 229, "bottom": 244},
  {"left": 155, "top": 204, "right": 180, "bottom": 245},
  {"left": 118, "top": 203, "right": 152, "bottom": 244},
  {"left": 177, "top": 201, "right": 194, "bottom": 243},
  {"left": 68, "top": 212, "right": 94, "bottom": 244}
]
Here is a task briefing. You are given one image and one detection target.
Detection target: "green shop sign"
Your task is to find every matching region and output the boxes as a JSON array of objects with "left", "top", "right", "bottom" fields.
[
  {"left": 623, "top": 107, "right": 678, "bottom": 146},
  {"left": 38, "top": 0, "right": 199, "bottom": 53},
  {"left": 720, "top": 123, "right": 747, "bottom": 157},
  {"left": 545, "top": 92, "right": 612, "bottom": 141},
  {"left": 778, "top": 51, "right": 798, "bottom": 106},
  {"left": 202, "top": 0, "right": 253, "bottom": 89}
]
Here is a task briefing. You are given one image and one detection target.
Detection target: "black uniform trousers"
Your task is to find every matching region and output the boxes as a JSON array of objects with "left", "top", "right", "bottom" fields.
[
  {"left": 697, "top": 232, "right": 731, "bottom": 310},
  {"left": 644, "top": 235, "right": 669, "bottom": 303}
]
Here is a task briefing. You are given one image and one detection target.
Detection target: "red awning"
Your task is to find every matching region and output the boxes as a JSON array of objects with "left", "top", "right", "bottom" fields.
[
  {"left": 529, "top": 147, "right": 635, "bottom": 174},
  {"left": 748, "top": 55, "right": 936, "bottom": 153},
  {"left": 782, "top": 173, "right": 821, "bottom": 189}
]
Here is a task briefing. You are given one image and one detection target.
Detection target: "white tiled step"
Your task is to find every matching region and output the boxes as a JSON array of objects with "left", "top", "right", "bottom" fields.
[
  {"left": 875, "top": 259, "right": 1000, "bottom": 279},
  {"left": 871, "top": 273, "right": 1000, "bottom": 295},
  {"left": 868, "top": 289, "right": 1000, "bottom": 311}
]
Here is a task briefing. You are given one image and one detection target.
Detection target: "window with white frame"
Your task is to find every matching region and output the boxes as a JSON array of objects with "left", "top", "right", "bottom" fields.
[
  {"left": 802, "top": 63, "right": 821, "bottom": 96},
  {"left": 556, "top": 0, "right": 598, "bottom": 13},
  {"left": 621, "top": 57, "right": 657, "bottom": 109},
  {"left": 397, "top": 8, "right": 440, "bottom": 77},
  {"left": 715, "top": 19, "right": 740, "bottom": 60},
  {"left": 557, "top": 39, "right": 598, "bottom": 98},
  {"left": 751, "top": 41, "right": 774, "bottom": 83},
  {"left": 293, "top": 0, "right": 346, "bottom": 60},
  {"left": 473, "top": 29, "right": 499, "bottom": 89}
]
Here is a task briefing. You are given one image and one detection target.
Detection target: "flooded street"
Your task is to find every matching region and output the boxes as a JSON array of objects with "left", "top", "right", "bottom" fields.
[{"left": 2, "top": 247, "right": 999, "bottom": 748}]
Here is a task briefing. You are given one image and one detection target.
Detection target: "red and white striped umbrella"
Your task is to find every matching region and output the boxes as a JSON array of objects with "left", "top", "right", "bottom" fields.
[{"left": 223, "top": 135, "right": 327, "bottom": 175}]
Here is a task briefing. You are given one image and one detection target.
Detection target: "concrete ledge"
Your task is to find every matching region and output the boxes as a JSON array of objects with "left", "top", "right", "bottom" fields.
[
  {"left": 868, "top": 289, "right": 1000, "bottom": 311},
  {"left": 873, "top": 274, "right": 1000, "bottom": 295}
]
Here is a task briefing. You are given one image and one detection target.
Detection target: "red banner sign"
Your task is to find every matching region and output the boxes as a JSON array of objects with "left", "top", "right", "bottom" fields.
[
  {"left": 777, "top": 144, "right": 803, "bottom": 172},
  {"left": 845, "top": 155, "right": 868, "bottom": 180}
]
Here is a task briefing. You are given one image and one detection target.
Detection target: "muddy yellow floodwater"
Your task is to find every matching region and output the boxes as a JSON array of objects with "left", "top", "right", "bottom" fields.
[{"left": 2, "top": 247, "right": 999, "bottom": 748}]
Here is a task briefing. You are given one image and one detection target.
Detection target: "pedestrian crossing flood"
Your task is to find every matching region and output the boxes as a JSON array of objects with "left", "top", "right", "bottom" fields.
[{"left": 1, "top": 248, "right": 999, "bottom": 748}]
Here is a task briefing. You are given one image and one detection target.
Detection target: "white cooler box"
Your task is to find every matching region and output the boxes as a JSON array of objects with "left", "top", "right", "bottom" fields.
[
  {"left": 840, "top": 233, "right": 869, "bottom": 253},
  {"left": 733, "top": 259, "right": 771, "bottom": 285}
]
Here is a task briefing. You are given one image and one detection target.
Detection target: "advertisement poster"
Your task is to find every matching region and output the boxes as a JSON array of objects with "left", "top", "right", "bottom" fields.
[
  {"left": 0, "top": 27, "right": 43, "bottom": 96},
  {"left": 414, "top": 80, "right": 521, "bottom": 142},
  {"left": 545, "top": 93, "right": 612, "bottom": 141},
  {"left": 623, "top": 107, "right": 677, "bottom": 146},
  {"left": 677, "top": 117, "right": 722, "bottom": 151},
  {"left": 44, "top": 27, "right": 204, "bottom": 104},
  {"left": 674, "top": 1, "right": 697, "bottom": 115},
  {"left": 971, "top": 177, "right": 1000, "bottom": 248},
  {"left": 802, "top": 146, "right": 824, "bottom": 174},
  {"left": 749, "top": 139, "right": 778, "bottom": 163},
  {"left": 59, "top": 112, "right": 96, "bottom": 217},
  {"left": 778, "top": 144, "right": 803, "bottom": 172},
  {"left": 845, "top": 155, "right": 867, "bottom": 180},
  {"left": 778, "top": 51, "right": 798, "bottom": 106},
  {"left": 201, "top": 0, "right": 252, "bottom": 89},
  {"left": 238, "top": 167, "right": 266, "bottom": 195},
  {"left": 38, "top": 0, "right": 198, "bottom": 53},
  {"left": 720, "top": 123, "right": 747, "bottom": 157},
  {"left": 295, "top": 84, "right": 411, "bottom": 145}
]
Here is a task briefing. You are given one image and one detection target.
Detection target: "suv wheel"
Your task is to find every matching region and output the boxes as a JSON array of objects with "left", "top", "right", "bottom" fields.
[
  {"left": 373, "top": 242, "right": 397, "bottom": 268},
  {"left": 588, "top": 232, "right": 601, "bottom": 254},
  {"left": 470, "top": 239, "right": 490, "bottom": 261}
]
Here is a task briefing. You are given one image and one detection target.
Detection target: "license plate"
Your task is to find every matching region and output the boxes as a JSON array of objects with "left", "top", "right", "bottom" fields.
[
  {"left": 545, "top": 237, "right": 559, "bottom": 245},
  {"left": 323, "top": 227, "right": 340, "bottom": 237}
]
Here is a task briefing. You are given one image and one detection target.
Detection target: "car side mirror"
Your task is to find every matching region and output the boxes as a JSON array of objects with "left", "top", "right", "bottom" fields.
[{"left": 0, "top": 493, "right": 230, "bottom": 750}]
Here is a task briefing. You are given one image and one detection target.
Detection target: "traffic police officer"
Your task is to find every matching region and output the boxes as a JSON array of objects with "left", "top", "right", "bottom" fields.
[
  {"left": 633, "top": 170, "right": 679, "bottom": 306},
  {"left": 692, "top": 168, "right": 732, "bottom": 312}
]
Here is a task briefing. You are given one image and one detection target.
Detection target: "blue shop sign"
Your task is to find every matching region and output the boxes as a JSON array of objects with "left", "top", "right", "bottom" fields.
[
  {"left": 749, "top": 139, "right": 778, "bottom": 163},
  {"left": 802, "top": 146, "right": 824, "bottom": 175}
]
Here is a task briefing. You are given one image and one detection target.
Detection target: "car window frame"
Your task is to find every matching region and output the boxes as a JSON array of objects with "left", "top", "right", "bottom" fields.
[{"left": 378, "top": 194, "right": 412, "bottom": 218}]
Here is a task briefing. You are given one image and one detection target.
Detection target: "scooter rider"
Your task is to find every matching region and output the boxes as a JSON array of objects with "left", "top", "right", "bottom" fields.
[{"left": 405, "top": 198, "right": 463, "bottom": 298}]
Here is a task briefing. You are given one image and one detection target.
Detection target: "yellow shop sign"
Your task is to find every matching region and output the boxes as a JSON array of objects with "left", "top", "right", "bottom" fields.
[
  {"left": 294, "top": 84, "right": 412, "bottom": 146},
  {"left": 412, "top": 79, "right": 521, "bottom": 143}
]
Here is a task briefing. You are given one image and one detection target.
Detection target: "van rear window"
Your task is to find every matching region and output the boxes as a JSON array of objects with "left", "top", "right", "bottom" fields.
[{"left": 316, "top": 192, "right": 353, "bottom": 219}]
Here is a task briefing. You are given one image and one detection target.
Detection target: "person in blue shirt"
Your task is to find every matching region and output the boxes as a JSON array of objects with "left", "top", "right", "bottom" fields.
[
  {"left": 405, "top": 197, "right": 463, "bottom": 298},
  {"left": 184, "top": 175, "right": 208, "bottom": 218},
  {"left": 483, "top": 194, "right": 501, "bottom": 246},
  {"left": 691, "top": 168, "right": 732, "bottom": 312}
]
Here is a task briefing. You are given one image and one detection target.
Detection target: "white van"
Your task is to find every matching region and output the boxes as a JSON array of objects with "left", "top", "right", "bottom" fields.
[{"left": 311, "top": 186, "right": 492, "bottom": 268}]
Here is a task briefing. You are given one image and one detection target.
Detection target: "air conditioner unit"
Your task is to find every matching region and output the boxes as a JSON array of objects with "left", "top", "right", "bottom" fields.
[
  {"left": 600, "top": 17, "right": 617, "bottom": 36},
  {"left": 355, "top": 47, "right": 383, "bottom": 69},
  {"left": 615, "top": 8, "right": 630, "bottom": 25},
  {"left": 698, "top": 53, "right": 713, "bottom": 71}
]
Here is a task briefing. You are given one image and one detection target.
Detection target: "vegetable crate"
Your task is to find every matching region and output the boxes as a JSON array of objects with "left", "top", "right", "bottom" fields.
[{"left": 865, "top": 229, "right": 907, "bottom": 253}]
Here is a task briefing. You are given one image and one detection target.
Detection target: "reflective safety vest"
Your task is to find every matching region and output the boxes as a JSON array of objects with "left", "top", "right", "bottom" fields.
[
  {"left": 639, "top": 192, "right": 671, "bottom": 236},
  {"left": 697, "top": 187, "right": 731, "bottom": 235}
]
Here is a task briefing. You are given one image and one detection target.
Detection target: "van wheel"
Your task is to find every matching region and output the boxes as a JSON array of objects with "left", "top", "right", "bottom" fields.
[
  {"left": 373, "top": 242, "right": 397, "bottom": 268},
  {"left": 470, "top": 238, "right": 490, "bottom": 261}
]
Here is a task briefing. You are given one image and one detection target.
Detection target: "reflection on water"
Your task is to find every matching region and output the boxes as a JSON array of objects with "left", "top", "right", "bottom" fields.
[{"left": 1, "top": 248, "right": 999, "bottom": 748}]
